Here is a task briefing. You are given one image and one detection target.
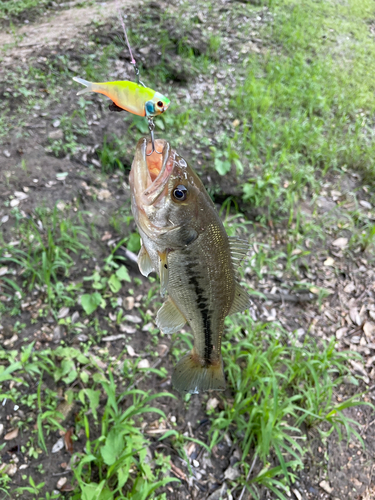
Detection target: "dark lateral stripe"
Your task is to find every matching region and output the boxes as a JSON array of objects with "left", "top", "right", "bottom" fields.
[{"left": 186, "top": 268, "right": 212, "bottom": 363}]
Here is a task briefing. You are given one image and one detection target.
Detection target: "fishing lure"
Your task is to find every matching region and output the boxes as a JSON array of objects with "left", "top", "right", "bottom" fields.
[
  {"left": 73, "top": 9, "right": 169, "bottom": 154},
  {"left": 72, "top": 77, "right": 170, "bottom": 118}
]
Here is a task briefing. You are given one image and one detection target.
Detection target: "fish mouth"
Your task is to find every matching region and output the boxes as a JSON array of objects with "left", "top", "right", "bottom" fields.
[{"left": 133, "top": 137, "right": 175, "bottom": 206}]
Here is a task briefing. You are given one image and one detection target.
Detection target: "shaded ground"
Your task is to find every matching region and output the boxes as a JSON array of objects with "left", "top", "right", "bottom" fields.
[{"left": 1, "top": 0, "right": 375, "bottom": 499}]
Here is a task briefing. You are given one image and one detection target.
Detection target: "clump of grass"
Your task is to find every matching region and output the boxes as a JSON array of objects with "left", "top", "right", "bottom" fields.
[
  {"left": 208, "top": 314, "right": 368, "bottom": 499},
  {"left": 71, "top": 372, "right": 178, "bottom": 500},
  {"left": 0, "top": 206, "right": 89, "bottom": 305},
  {"left": 97, "top": 136, "right": 127, "bottom": 174},
  {"left": 208, "top": 0, "right": 375, "bottom": 220},
  {"left": 2, "top": 343, "right": 178, "bottom": 499}
]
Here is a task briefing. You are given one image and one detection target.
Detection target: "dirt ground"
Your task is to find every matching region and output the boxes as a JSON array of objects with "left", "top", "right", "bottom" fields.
[{"left": 1, "top": 0, "right": 375, "bottom": 499}]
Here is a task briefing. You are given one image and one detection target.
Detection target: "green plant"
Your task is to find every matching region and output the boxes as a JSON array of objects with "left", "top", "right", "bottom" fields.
[
  {"left": 72, "top": 371, "right": 178, "bottom": 499},
  {"left": 208, "top": 315, "right": 368, "bottom": 499}
]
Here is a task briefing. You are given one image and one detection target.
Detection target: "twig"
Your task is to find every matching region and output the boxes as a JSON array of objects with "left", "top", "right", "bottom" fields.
[
  {"left": 238, "top": 453, "right": 258, "bottom": 500},
  {"left": 254, "top": 292, "right": 316, "bottom": 303}
]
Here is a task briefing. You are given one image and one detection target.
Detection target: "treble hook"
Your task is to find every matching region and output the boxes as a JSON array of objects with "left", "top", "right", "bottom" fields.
[{"left": 146, "top": 117, "right": 163, "bottom": 156}]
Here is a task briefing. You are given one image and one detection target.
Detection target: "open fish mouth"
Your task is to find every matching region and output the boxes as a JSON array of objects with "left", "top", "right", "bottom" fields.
[{"left": 132, "top": 138, "right": 175, "bottom": 207}]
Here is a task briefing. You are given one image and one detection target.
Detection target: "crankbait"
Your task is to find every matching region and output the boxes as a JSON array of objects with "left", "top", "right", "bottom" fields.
[{"left": 72, "top": 9, "right": 169, "bottom": 154}]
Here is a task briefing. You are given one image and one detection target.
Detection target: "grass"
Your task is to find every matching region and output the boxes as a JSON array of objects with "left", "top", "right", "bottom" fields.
[
  {"left": 0, "top": 206, "right": 90, "bottom": 307},
  {"left": 1, "top": 0, "right": 375, "bottom": 498},
  {"left": 209, "top": 316, "right": 367, "bottom": 499}
]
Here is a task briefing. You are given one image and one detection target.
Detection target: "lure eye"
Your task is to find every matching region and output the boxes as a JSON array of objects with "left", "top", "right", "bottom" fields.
[
  {"left": 157, "top": 101, "right": 163, "bottom": 108},
  {"left": 172, "top": 185, "right": 188, "bottom": 201}
]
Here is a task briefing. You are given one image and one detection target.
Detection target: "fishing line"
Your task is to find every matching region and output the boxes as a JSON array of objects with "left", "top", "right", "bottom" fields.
[{"left": 116, "top": 3, "right": 162, "bottom": 155}]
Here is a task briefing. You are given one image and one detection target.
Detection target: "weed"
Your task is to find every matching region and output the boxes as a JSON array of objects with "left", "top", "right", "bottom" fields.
[
  {"left": 208, "top": 315, "right": 368, "bottom": 499},
  {"left": 0, "top": 206, "right": 89, "bottom": 305},
  {"left": 97, "top": 136, "right": 128, "bottom": 174}
]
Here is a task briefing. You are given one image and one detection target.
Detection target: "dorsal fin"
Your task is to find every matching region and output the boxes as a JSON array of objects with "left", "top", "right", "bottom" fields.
[{"left": 228, "top": 282, "right": 251, "bottom": 315}]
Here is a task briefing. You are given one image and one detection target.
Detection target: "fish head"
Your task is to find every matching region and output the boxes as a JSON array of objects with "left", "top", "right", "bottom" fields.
[
  {"left": 129, "top": 138, "right": 203, "bottom": 245},
  {"left": 145, "top": 92, "right": 171, "bottom": 117}
]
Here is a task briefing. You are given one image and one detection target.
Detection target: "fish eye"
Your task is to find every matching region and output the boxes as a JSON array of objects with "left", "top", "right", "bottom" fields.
[
  {"left": 172, "top": 185, "right": 188, "bottom": 201},
  {"left": 157, "top": 101, "right": 163, "bottom": 107}
]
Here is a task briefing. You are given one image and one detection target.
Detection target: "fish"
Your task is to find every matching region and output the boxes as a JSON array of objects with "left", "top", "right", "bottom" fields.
[
  {"left": 72, "top": 77, "right": 170, "bottom": 117},
  {"left": 129, "top": 138, "right": 250, "bottom": 394}
]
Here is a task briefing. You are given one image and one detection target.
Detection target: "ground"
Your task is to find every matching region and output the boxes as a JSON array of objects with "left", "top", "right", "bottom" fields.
[{"left": 1, "top": 0, "right": 375, "bottom": 499}]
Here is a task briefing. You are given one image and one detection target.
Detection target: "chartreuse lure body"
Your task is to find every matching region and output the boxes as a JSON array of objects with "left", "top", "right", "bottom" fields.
[{"left": 72, "top": 77, "right": 170, "bottom": 117}]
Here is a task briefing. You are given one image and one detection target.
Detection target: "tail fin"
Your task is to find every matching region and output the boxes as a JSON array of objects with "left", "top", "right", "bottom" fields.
[
  {"left": 72, "top": 77, "right": 94, "bottom": 95},
  {"left": 172, "top": 352, "right": 226, "bottom": 394}
]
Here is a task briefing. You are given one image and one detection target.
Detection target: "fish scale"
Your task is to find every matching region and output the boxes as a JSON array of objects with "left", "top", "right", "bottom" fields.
[{"left": 167, "top": 232, "right": 233, "bottom": 365}]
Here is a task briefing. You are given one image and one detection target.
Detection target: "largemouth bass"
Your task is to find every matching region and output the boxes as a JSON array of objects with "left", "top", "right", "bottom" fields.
[{"left": 129, "top": 138, "right": 250, "bottom": 394}]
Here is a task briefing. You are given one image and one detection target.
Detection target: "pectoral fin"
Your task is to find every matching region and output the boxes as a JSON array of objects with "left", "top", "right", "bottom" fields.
[
  {"left": 228, "top": 236, "right": 248, "bottom": 269},
  {"left": 156, "top": 298, "right": 186, "bottom": 334},
  {"left": 138, "top": 245, "right": 154, "bottom": 277},
  {"left": 228, "top": 282, "right": 250, "bottom": 315},
  {"left": 158, "top": 251, "right": 169, "bottom": 297}
]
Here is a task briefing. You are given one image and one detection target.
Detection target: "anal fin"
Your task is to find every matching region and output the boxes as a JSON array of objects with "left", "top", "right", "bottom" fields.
[
  {"left": 228, "top": 282, "right": 250, "bottom": 315},
  {"left": 156, "top": 298, "right": 186, "bottom": 334},
  {"left": 138, "top": 245, "right": 154, "bottom": 277}
]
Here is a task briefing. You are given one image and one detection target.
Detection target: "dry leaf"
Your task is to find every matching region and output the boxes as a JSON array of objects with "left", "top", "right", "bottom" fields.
[
  {"left": 206, "top": 397, "right": 220, "bottom": 411},
  {"left": 14, "top": 191, "right": 28, "bottom": 200},
  {"left": 58, "top": 307, "right": 70, "bottom": 319},
  {"left": 0, "top": 267, "right": 8, "bottom": 276},
  {"left": 124, "top": 314, "right": 142, "bottom": 324},
  {"left": 123, "top": 296, "right": 135, "bottom": 310},
  {"left": 332, "top": 237, "right": 348, "bottom": 249},
  {"left": 3, "top": 334, "right": 18, "bottom": 346},
  {"left": 349, "top": 307, "right": 362, "bottom": 326},
  {"left": 64, "top": 428, "right": 74, "bottom": 454},
  {"left": 56, "top": 477, "right": 67, "bottom": 490},
  {"left": 350, "top": 360, "right": 367, "bottom": 377},
  {"left": 363, "top": 322, "right": 375, "bottom": 339},
  {"left": 319, "top": 480, "right": 333, "bottom": 494},
  {"left": 292, "top": 489, "right": 302, "bottom": 500},
  {"left": 170, "top": 461, "right": 187, "bottom": 481},
  {"left": 51, "top": 437, "right": 64, "bottom": 453},
  {"left": 158, "top": 344, "right": 168, "bottom": 357},
  {"left": 101, "top": 231, "right": 112, "bottom": 241},
  {"left": 119, "top": 324, "right": 136, "bottom": 334},
  {"left": 56, "top": 401, "right": 75, "bottom": 423},
  {"left": 4, "top": 428, "right": 19, "bottom": 440},
  {"left": 97, "top": 189, "right": 111, "bottom": 200},
  {"left": 344, "top": 282, "right": 355, "bottom": 294},
  {"left": 102, "top": 334, "right": 126, "bottom": 342},
  {"left": 4, "top": 464, "right": 17, "bottom": 476},
  {"left": 127, "top": 345, "right": 136, "bottom": 357},
  {"left": 360, "top": 200, "right": 372, "bottom": 209},
  {"left": 138, "top": 359, "right": 150, "bottom": 369},
  {"left": 224, "top": 466, "right": 240, "bottom": 480},
  {"left": 185, "top": 442, "right": 196, "bottom": 457},
  {"left": 335, "top": 327, "right": 347, "bottom": 340}
]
